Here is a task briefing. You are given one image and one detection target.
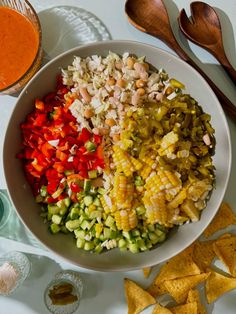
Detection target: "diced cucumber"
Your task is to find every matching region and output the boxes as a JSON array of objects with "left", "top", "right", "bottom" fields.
[
  {"left": 50, "top": 223, "right": 61, "bottom": 234},
  {"left": 141, "top": 232, "right": 148, "bottom": 239},
  {"left": 84, "top": 241, "right": 95, "bottom": 251},
  {"left": 78, "top": 214, "right": 86, "bottom": 225},
  {"left": 64, "top": 197, "right": 71, "bottom": 208},
  {"left": 136, "top": 238, "right": 147, "bottom": 251},
  {"left": 157, "top": 232, "right": 166, "bottom": 243},
  {"left": 129, "top": 243, "right": 139, "bottom": 253},
  {"left": 147, "top": 224, "right": 155, "bottom": 232},
  {"left": 154, "top": 229, "right": 164, "bottom": 237},
  {"left": 80, "top": 220, "right": 91, "bottom": 230},
  {"left": 99, "top": 234, "right": 105, "bottom": 241},
  {"left": 103, "top": 227, "right": 111, "bottom": 239},
  {"left": 146, "top": 240, "right": 153, "bottom": 249},
  {"left": 122, "top": 231, "right": 132, "bottom": 241},
  {"left": 93, "top": 198, "right": 101, "bottom": 207},
  {"left": 131, "top": 229, "right": 140, "bottom": 237},
  {"left": 94, "top": 244, "right": 103, "bottom": 254},
  {"left": 74, "top": 229, "right": 86, "bottom": 239},
  {"left": 40, "top": 185, "right": 48, "bottom": 197},
  {"left": 69, "top": 207, "right": 80, "bottom": 220},
  {"left": 84, "top": 195, "right": 93, "bottom": 206},
  {"left": 134, "top": 176, "right": 144, "bottom": 186},
  {"left": 76, "top": 192, "right": 85, "bottom": 201},
  {"left": 89, "top": 210, "right": 102, "bottom": 220},
  {"left": 60, "top": 226, "right": 69, "bottom": 234},
  {"left": 65, "top": 219, "right": 81, "bottom": 231},
  {"left": 149, "top": 232, "right": 159, "bottom": 244},
  {"left": 76, "top": 238, "right": 85, "bottom": 249},
  {"left": 105, "top": 215, "right": 115, "bottom": 228},
  {"left": 48, "top": 204, "right": 60, "bottom": 215},
  {"left": 47, "top": 212, "right": 53, "bottom": 221},
  {"left": 52, "top": 214, "right": 62, "bottom": 225},
  {"left": 85, "top": 141, "right": 96, "bottom": 152},
  {"left": 110, "top": 230, "right": 119, "bottom": 239},
  {"left": 84, "top": 179, "right": 91, "bottom": 193},
  {"left": 136, "top": 206, "right": 146, "bottom": 216},
  {"left": 88, "top": 170, "right": 97, "bottom": 179},
  {"left": 57, "top": 199, "right": 67, "bottom": 213},
  {"left": 118, "top": 238, "right": 127, "bottom": 248},
  {"left": 155, "top": 223, "right": 166, "bottom": 233},
  {"left": 97, "top": 188, "right": 106, "bottom": 195}
]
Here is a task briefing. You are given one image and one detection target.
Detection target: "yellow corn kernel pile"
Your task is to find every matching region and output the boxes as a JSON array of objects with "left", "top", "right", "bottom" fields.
[{"left": 114, "top": 209, "right": 138, "bottom": 232}]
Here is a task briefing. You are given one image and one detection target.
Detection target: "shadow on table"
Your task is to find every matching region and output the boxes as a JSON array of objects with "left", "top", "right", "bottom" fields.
[
  {"left": 7, "top": 253, "right": 62, "bottom": 313},
  {"left": 6, "top": 252, "right": 104, "bottom": 313}
]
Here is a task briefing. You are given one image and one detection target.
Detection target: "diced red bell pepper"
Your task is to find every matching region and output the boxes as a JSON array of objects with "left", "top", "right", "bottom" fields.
[
  {"left": 35, "top": 99, "right": 45, "bottom": 111},
  {"left": 56, "top": 150, "right": 68, "bottom": 162},
  {"left": 93, "top": 134, "right": 102, "bottom": 144},
  {"left": 70, "top": 182, "right": 81, "bottom": 193},
  {"left": 78, "top": 128, "right": 91, "bottom": 143},
  {"left": 41, "top": 142, "right": 55, "bottom": 158}
]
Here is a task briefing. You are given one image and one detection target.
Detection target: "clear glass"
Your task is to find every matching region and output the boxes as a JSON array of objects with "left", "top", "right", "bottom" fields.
[
  {"left": 0, "top": 0, "right": 43, "bottom": 95},
  {"left": 0, "top": 251, "right": 31, "bottom": 296},
  {"left": 44, "top": 270, "right": 83, "bottom": 314},
  {"left": 38, "top": 5, "right": 111, "bottom": 63}
]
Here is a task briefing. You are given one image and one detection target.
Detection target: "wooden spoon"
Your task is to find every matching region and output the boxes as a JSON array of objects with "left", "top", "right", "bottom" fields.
[
  {"left": 179, "top": 1, "right": 236, "bottom": 84},
  {"left": 125, "top": 0, "right": 236, "bottom": 120}
]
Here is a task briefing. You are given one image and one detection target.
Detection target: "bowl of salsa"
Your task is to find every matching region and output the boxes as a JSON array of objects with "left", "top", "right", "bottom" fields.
[{"left": 0, "top": 0, "right": 43, "bottom": 95}]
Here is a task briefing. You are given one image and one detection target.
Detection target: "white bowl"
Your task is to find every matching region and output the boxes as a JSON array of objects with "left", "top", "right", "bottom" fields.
[{"left": 3, "top": 40, "right": 231, "bottom": 271}]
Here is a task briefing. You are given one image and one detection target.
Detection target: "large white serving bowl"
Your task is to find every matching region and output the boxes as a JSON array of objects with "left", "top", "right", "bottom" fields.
[{"left": 3, "top": 40, "right": 231, "bottom": 271}]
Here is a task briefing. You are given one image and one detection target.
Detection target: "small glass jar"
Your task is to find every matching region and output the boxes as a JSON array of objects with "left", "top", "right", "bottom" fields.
[
  {"left": 44, "top": 270, "right": 83, "bottom": 314},
  {"left": 0, "top": 251, "right": 31, "bottom": 296}
]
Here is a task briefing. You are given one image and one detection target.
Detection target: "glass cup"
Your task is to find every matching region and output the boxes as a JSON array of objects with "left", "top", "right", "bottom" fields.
[
  {"left": 0, "top": 251, "right": 31, "bottom": 296},
  {"left": 44, "top": 270, "right": 83, "bottom": 314},
  {"left": 0, "top": 0, "right": 43, "bottom": 95}
]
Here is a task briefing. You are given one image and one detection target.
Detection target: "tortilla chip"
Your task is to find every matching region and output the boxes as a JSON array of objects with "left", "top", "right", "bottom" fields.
[
  {"left": 170, "top": 302, "right": 198, "bottom": 314},
  {"left": 192, "top": 240, "right": 215, "bottom": 271},
  {"left": 213, "top": 235, "right": 236, "bottom": 277},
  {"left": 205, "top": 269, "right": 236, "bottom": 303},
  {"left": 124, "top": 278, "right": 156, "bottom": 314},
  {"left": 187, "top": 289, "right": 207, "bottom": 314},
  {"left": 142, "top": 267, "right": 152, "bottom": 279},
  {"left": 151, "top": 304, "right": 172, "bottom": 314},
  {"left": 147, "top": 246, "right": 200, "bottom": 297},
  {"left": 147, "top": 281, "right": 168, "bottom": 297},
  {"left": 164, "top": 273, "right": 209, "bottom": 304},
  {"left": 204, "top": 202, "right": 236, "bottom": 238}
]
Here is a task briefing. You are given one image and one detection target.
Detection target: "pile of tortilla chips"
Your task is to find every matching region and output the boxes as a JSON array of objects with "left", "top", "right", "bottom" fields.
[{"left": 124, "top": 202, "right": 236, "bottom": 314}]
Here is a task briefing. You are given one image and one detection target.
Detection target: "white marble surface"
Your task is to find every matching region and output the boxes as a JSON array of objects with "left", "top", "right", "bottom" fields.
[{"left": 0, "top": 0, "right": 236, "bottom": 313}]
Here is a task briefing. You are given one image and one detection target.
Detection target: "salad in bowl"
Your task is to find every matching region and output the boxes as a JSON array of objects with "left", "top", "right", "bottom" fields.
[{"left": 18, "top": 51, "right": 215, "bottom": 254}]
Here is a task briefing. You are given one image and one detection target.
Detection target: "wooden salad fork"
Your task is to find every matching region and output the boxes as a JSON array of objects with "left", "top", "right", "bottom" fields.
[
  {"left": 125, "top": 0, "right": 236, "bottom": 120},
  {"left": 179, "top": 1, "right": 236, "bottom": 84}
]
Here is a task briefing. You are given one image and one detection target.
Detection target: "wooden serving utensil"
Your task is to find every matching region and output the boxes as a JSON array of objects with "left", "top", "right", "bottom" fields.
[
  {"left": 179, "top": 1, "right": 236, "bottom": 84},
  {"left": 125, "top": 0, "right": 236, "bottom": 120}
]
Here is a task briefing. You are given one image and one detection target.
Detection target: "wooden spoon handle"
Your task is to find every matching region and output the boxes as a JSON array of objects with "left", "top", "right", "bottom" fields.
[
  {"left": 205, "top": 45, "right": 236, "bottom": 84},
  {"left": 170, "top": 40, "right": 236, "bottom": 120},
  {"left": 224, "top": 64, "right": 236, "bottom": 83},
  {"left": 218, "top": 54, "right": 236, "bottom": 84}
]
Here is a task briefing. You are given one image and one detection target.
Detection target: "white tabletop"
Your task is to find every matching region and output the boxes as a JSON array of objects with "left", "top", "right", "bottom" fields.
[{"left": 0, "top": 0, "right": 236, "bottom": 313}]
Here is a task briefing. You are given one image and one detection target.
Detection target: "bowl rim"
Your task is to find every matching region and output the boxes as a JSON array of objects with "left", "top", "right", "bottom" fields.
[
  {"left": 0, "top": 0, "right": 42, "bottom": 93},
  {"left": 3, "top": 40, "right": 232, "bottom": 271}
]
